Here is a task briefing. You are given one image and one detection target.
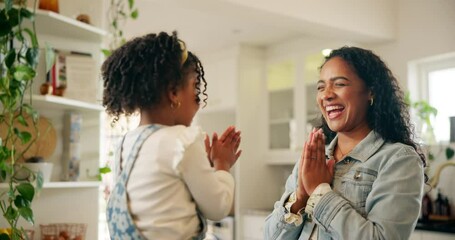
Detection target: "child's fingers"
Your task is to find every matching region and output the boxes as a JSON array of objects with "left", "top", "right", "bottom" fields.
[
  {"left": 232, "top": 131, "right": 241, "bottom": 144},
  {"left": 219, "top": 126, "right": 235, "bottom": 143},
  {"left": 212, "top": 132, "right": 219, "bottom": 145},
  {"left": 235, "top": 150, "right": 242, "bottom": 160},
  {"left": 234, "top": 137, "right": 241, "bottom": 151},
  {"left": 204, "top": 134, "right": 210, "bottom": 149}
]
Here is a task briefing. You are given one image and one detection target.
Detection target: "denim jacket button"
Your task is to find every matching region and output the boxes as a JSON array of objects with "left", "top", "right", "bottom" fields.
[{"left": 354, "top": 171, "right": 361, "bottom": 180}]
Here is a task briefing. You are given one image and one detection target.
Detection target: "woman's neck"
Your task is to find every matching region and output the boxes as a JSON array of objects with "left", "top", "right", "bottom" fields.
[{"left": 335, "top": 126, "right": 371, "bottom": 161}]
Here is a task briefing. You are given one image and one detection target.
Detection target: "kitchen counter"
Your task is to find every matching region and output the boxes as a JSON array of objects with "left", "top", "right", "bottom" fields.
[{"left": 415, "top": 220, "right": 455, "bottom": 234}]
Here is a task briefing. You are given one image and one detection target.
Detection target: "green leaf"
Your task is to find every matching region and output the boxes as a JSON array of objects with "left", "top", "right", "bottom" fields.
[
  {"left": 429, "top": 152, "right": 434, "bottom": 161},
  {"left": 22, "top": 104, "right": 39, "bottom": 123},
  {"left": 0, "top": 9, "right": 12, "bottom": 36},
  {"left": 128, "top": 0, "right": 135, "bottom": 9},
  {"left": 446, "top": 147, "right": 454, "bottom": 160},
  {"left": 17, "top": 183, "right": 35, "bottom": 202},
  {"left": 14, "top": 195, "right": 30, "bottom": 208},
  {"left": 99, "top": 166, "right": 112, "bottom": 174},
  {"left": 25, "top": 47, "right": 40, "bottom": 68},
  {"left": 4, "top": 0, "right": 13, "bottom": 10},
  {"left": 130, "top": 9, "right": 138, "bottom": 19},
  {"left": 13, "top": 64, "right": 36, "bottom": 81},
  {"left": 0, "top": 21, "right": 12, "bottom": 37},
  {"left": 0, "top": 169, "right": 6, "bottom": 181},
  {"left": 5, "top": 206, "right": 18, "bottom": 220},
  {"left": 22, "top": 28, "right": 39, "bottom": 48},
  {"left": 7, "top": 8, "right": 20, "bottom": 28},
  {"left": 36, "top": 171, "right": 43, "bottom": 189},
  {"left": 17, "top": 114, "right": 28, "bottom": 127},
  {"left": 101, "top": 49, "right": 112, "bottom": 57},
  {"left": 45, "top": 43, "right": 56, "bottom": 73},
  {"left": 17, "top": 131, "right": 32, "bottom": 144},
  {"left": 18, "top": 207, "right": 34, "bottom": 225},
  {"left": 5, "top": 49, "right": 16, "bottom": 69},
  {"left": 20, "top": 8, "right": 34, "bottom": 20}
]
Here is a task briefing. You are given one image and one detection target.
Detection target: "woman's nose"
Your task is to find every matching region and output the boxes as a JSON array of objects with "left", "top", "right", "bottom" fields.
[{"left": 320, "top": 86, "right": 335, "bottom": 101}]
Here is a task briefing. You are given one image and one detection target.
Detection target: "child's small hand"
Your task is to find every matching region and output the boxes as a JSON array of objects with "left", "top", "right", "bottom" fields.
[
  {"left": 209, "top": 126, "right": 242, "bottom": 171},
  {"left": 204, "top": 134, "right": 213, "bottom": 167}
]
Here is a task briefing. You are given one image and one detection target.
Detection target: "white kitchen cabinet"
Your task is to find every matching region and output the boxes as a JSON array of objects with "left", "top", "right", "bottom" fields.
[
  {"left": 265, "top": 51, "right": 326, "bottom": 165},
  {"left": 0, "top": 7, "right": 106, "bottom": 240}
]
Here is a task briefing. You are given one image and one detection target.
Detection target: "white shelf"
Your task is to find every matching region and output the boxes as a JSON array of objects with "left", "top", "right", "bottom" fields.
[
  {"left": 25, "top": 94, "right": 104, "bottom": 113},
  {"left": 25, "top": 9, "right": 107, "bottom": 42},
  {"left": 42, "top": 181, "right": 101, "bottom": 188},
  {"left": 0, "top": 181, "right": 101, "bottom": 189}
]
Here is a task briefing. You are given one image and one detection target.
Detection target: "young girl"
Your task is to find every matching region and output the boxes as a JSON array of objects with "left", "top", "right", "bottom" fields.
[{"left": 102, "top": 31, "right": 241, "bottom": 240}]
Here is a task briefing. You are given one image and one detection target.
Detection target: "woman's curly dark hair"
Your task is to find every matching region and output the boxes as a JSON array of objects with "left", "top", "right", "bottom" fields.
[
  {"left": 319, "top": 46, "right": 427, "bottom": 175},
  {"left": 101, "top": 31, "right": 207, "bottom": 122}
]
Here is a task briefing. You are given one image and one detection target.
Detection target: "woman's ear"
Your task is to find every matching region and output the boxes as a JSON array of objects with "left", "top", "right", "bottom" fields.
[{"left": 368, "top": 90, "right": 374, "bottom": 106}]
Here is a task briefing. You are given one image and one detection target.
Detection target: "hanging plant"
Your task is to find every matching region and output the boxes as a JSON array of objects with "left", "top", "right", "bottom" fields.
[
  {"left": 0, "top": 0, "right": 42, "bottom": 239},
  {"left": 101, "top": 0, "right": 138, "bottom": 57}
]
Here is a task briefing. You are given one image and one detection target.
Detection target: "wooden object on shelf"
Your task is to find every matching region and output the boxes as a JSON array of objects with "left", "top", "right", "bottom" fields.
[
  {"left": 39, "top": 0, "right": 59, "bottom": 13},
  {"left": 428, "top": 214, "right": 454, "bottom": 221},
  {"left": 0, "top": 114, "right": 57, "bottom": 161}
]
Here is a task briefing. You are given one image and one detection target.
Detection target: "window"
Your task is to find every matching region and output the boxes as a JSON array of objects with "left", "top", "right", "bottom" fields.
[{"left": 409, "top": 52, "right": 455, "bottom": 143}]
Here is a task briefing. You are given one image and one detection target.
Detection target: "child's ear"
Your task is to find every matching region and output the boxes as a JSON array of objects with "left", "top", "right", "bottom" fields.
[{"left": 167, "top": 85, "right": 179, "bottom": 103}]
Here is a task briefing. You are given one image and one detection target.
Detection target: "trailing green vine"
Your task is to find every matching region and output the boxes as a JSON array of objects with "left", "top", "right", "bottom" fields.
[
  {"left": 102, "top": 0, "right": 138, "bottom": 57},
  {"left": 0, "top": 0, "right": 42, "bottom": 239}
]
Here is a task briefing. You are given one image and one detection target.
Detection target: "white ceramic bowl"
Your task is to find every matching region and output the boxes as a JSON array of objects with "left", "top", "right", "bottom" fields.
[{"left": 22, "top": 162, "right": 54, "bottom": 182}]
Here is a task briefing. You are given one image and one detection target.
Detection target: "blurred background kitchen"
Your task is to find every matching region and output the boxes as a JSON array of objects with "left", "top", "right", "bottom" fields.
[{"left": 1, "top": 0, "right": 454, "bottom": 239}]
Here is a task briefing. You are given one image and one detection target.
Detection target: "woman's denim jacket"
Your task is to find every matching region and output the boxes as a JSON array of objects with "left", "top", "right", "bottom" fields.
[{"left": 264, "top": 131, "right": 424, "bottom": 240}]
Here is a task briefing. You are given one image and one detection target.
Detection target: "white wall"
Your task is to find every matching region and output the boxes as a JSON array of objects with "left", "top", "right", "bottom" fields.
[
  {"left": 366, "top": 0, "right": 455, "bottom": 88},
  {"left": 222, "top": 0, "right": 396, "bottom": 41}
]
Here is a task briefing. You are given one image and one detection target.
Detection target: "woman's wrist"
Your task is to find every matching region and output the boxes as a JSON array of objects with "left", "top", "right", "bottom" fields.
[{"left": 290, "top": 194, "right": 309, "bottom": 214}]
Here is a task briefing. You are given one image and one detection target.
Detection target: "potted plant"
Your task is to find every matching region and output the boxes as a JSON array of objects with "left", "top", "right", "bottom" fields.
[
  {"left": 0, "top": 0, "right": 42, "bottom": 239},
  {"left": 405, "top": 92, "right": 455, "bottom": 163}
]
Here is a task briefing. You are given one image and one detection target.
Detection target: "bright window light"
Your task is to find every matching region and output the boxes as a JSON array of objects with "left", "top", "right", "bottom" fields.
[{"left": 428, "top": 68, "right": 455, "bottom": 142}]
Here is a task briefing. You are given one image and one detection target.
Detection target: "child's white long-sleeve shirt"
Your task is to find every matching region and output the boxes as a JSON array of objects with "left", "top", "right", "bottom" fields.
[{"left": 119, "top": 125, "right": 234, "bottom": 240}]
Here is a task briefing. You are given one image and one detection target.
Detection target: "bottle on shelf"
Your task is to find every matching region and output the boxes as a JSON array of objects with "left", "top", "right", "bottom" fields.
[
  {"left": 420, "top": 193, "right": 432, "bottom": 222},
  {"left": 434, "top": 189, "right": 444, "bottom": 216}
]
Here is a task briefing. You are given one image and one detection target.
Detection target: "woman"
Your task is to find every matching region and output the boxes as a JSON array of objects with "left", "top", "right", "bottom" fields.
[{"left": 264, "top": 46, "right": 426, "bottom": 240}]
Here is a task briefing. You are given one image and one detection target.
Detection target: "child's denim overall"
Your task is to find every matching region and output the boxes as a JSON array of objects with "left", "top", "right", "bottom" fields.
[{"left": 106, "top": 125, "right": 206, "bottom": 240}]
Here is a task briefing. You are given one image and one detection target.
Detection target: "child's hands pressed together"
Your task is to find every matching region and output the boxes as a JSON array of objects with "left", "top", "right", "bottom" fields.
[{"left": 204, "top": 126, "right": 242, "bottom": 171}]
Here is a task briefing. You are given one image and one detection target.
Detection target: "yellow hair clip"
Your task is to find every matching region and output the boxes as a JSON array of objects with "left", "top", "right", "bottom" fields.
[{"left": 178, "top": 40, "right": 188, "bottom": 67}]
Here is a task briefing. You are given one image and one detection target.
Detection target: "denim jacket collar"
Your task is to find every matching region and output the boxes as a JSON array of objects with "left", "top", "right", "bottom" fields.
[{"left": 326, "top": 130, "right": 385, "bottom": 163}]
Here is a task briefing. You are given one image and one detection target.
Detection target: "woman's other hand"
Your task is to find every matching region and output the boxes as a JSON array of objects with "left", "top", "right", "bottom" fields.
[{"left": 302, "top": 128, "right": 335, "bottom": 195}]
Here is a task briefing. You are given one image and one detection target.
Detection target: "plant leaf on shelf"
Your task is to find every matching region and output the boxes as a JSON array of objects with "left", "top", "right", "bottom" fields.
[{"left": 446, "top": 147, "right": 454, "bottom": 160}]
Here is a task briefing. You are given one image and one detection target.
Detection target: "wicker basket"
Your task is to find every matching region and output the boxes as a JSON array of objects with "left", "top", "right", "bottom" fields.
[{"left": 40, "top": 223, "right": 87, "bottom": 240}]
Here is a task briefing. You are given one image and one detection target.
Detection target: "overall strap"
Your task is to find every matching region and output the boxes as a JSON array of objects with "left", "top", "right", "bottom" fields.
[{"left": 107, "top": 125, "right": 160, "bottom": 240}]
